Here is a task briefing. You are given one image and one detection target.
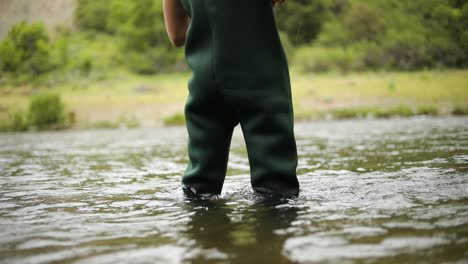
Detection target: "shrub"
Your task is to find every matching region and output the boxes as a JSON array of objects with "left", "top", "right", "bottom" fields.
[
  {"left": 312, "top": 0, "right": 468, "bottom": 70},
  {"left": 8, "top": 110, "right": 28, "bottom": 131},
  {"left": 460, "top": 29, "right": 468, "bottom": 62},
  {"left": 107, "top": 0, "right": 132, "bottom": 34},
  {"left": 426, "top": 37, "right": 463, "bottom": 68},
  {"left": 0, "top": 21, "right": 54, "bottom": 76},
  {"left": 274, "top": 1, "right": 328, "bottom": 45},
  {"left": 20, "top": 39, "right": 54, "bottom": 75},
  {"left": 344, "top": 2, "right": 387, "bottom": 43},
  {"left": 0, "top": 110, "right": 29, "bottom": 132},
  {"left": 28, "top": 93, "right": 66, "bottom": 130},
  {"left": 316, "top": 21, "right": 351, "bottom": 46},
  {"left": 78, "top": 56, "right": 93, "bottom": 76},
  {"left": 459, "top": 5, "right": 468, "bottom": 55},
  {"left": 119, "top": 0, "right": 183, "bottom": 74},
  {"left": 356, "top": 41, "right": 388, "bottom": 69},
  {"left": 0, "top": 39, "right": 21, "bottom": 72},
  {"left": 382, "top": 31, "right": 428, "bottom": 70},
  {"left": 75, "top": 0, "right": 112, "bottom": 32},
  {"left": 122, "top": 0, "right": 167, "bottom": 51},
  {"left": 452, "top": 105, "right": 468, "bottom": 115},
  {"left": 50, "top": 33, "right": 70, "bottom": 68}
]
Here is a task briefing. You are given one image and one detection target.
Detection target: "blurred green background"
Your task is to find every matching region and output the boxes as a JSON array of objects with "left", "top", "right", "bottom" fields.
[{"left": 0, "top": 0, "right": 467, "bottom": 131}]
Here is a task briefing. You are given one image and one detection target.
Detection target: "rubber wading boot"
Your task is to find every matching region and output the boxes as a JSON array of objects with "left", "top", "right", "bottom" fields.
[{"left": 179, "top": 0, "right": 299, "bottom": 198}]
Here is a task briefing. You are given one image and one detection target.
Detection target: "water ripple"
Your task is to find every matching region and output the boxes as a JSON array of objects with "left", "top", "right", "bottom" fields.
[{"left": 0, "top": 117, "right": 467, "bottom": 263}]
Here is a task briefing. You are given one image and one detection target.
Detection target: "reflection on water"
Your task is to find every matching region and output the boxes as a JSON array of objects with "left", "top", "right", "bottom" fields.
[
  {"left": 0, "top": 117, "right": 467, "bottom": 263},
  {"left": 183, "top": 198, "right": 298, "bottom": 264}
]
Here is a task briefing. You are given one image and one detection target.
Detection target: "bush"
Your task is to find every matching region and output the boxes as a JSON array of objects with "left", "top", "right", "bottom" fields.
[
  {"left": 316, "top": 21, "right": 351, "bottom": 46},
  {"left": 459, "top": 27, "right": 468, "bottom": 65},
  {"left": 0, "top": 39, "right": 21, "bottom": 72},
  {"left": 274, "top": 1, "right": 327, "bottom": 45},
  {"left": 0, "top": 21, "right": 54, "bottom": 76},
  {"left": 21, "top": 39, "right": 54, "bottom": 75},
  {"left": 75, "top": 0, "right": 133, "bottom": 34},
  {"left": 120, "top": 0, "right": 183, "bottom": 74},
  {"left": 75, "top": 0, "right": 112, "bottom": 32},
  {"left": 122, "top": 0, "right": 166, "bottom": 51},
  {"left": 426, "top": 37, "right": 464, "bottom": 68},
  {"left": 8, "top": 110, "right": 28, "bottom": 131},
  {"left": 312, "top": 0, "right": 468, "bottom": 70},
  {"left": 72, "top": 0, "right": 184, "bottom": 74},
  {"left": 50, "top": 28, "right": 73, "bottom": 69},
  {"left": 78, "top": 56, "right": 93, "bottom": 76},
  {"left": 107, "top": 0, "right": 132, "bottom": 34},
  {"left": 0, "top": 110, "right": 29, "bottom": 132},
  {"left": 452, "top": 105, "right": 468, "bottom": 115},
  {"left": 382, "top": 30, "right": 429, "bottom": 70},
  {"left": 355, "top": 41, "right": 388, "bottom": 69},
  {"left": 344, "top": 2, "right": 387, "bottom": 43},
  {"left": 28, "top": 93, "right": 66, "bottom": 130}
]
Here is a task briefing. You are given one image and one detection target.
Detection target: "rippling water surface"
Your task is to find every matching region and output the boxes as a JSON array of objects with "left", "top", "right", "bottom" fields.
[{"left": 1, "top": 117, "right": 467, "bottom": 263}]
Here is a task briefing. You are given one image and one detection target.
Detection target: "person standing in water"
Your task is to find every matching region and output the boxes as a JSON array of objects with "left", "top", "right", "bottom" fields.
[{"left": 163, "top": 0, "right": 299, "bottom": 198}]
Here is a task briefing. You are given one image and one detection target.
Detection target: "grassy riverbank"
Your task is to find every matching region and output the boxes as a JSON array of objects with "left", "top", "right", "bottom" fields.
[{"left": 0, "top": 69, "right": 467, "bottom": 130}]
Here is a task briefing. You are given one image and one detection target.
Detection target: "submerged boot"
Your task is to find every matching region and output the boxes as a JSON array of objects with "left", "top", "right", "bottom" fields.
[{"left": 182, "top": 184, "right": 219, "bottom": 200}]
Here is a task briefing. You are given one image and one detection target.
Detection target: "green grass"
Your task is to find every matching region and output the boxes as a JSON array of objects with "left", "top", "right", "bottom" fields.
[
  {"left": 163, "top": 113, "right": 186, "bottom": 126},
  {"left": 1, "top": 69, "right": 467, "bottom": 130},
  {"left": 295, "top": 104, "right": 440, "bottom": 122},
  {"left": 375, "top": 105, "right": 414, "bottom": 118},
  {"left": 86, "top": 120, "right": 120, "bottom": 129},
  {"left": 327, "top": 104, "right": 438, "bottom": 120},
  {"left": 415, "top": 105, "right": 439, "bottom": 116}
]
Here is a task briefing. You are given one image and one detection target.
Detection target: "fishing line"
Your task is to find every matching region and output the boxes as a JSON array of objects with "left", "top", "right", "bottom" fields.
[{"left": 295, "top": 19, "right": 303, "bottom": 44}]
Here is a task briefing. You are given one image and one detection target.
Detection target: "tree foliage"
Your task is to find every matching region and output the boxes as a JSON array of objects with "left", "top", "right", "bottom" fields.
[
  {"left": 74, "top": 0, "right": 112, "bottom": 32},
  {"left": 73, "top": 0, "right": 181, "bottom": 74},
  {"left": 297, "top": 0, "right": 468, "bottom": 71},
  {"left": 3, "top": 0, "right": 468, "bottom": 77}
]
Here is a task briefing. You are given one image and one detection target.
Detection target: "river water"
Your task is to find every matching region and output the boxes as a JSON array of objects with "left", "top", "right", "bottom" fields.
[{"left": 0, "top": 117, "right": 467, "bottom": 263}]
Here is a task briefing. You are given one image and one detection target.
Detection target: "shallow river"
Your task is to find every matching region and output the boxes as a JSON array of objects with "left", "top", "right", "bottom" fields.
[{"left": 0, "top": 117, "right": 467, "bottom": 263}]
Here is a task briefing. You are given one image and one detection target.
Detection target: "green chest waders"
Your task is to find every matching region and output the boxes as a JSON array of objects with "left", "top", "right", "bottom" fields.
[{"left": 179, "top": 0, "right": 299, "bottom": 197}]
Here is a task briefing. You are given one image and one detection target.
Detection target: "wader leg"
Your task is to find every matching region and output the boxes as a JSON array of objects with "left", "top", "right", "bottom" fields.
[
  {"left": 239, "top": 95, "right": 299, "bottom": 197},
  {"left": 182, "top": 87, "right": 238, "bottom": 195}
]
